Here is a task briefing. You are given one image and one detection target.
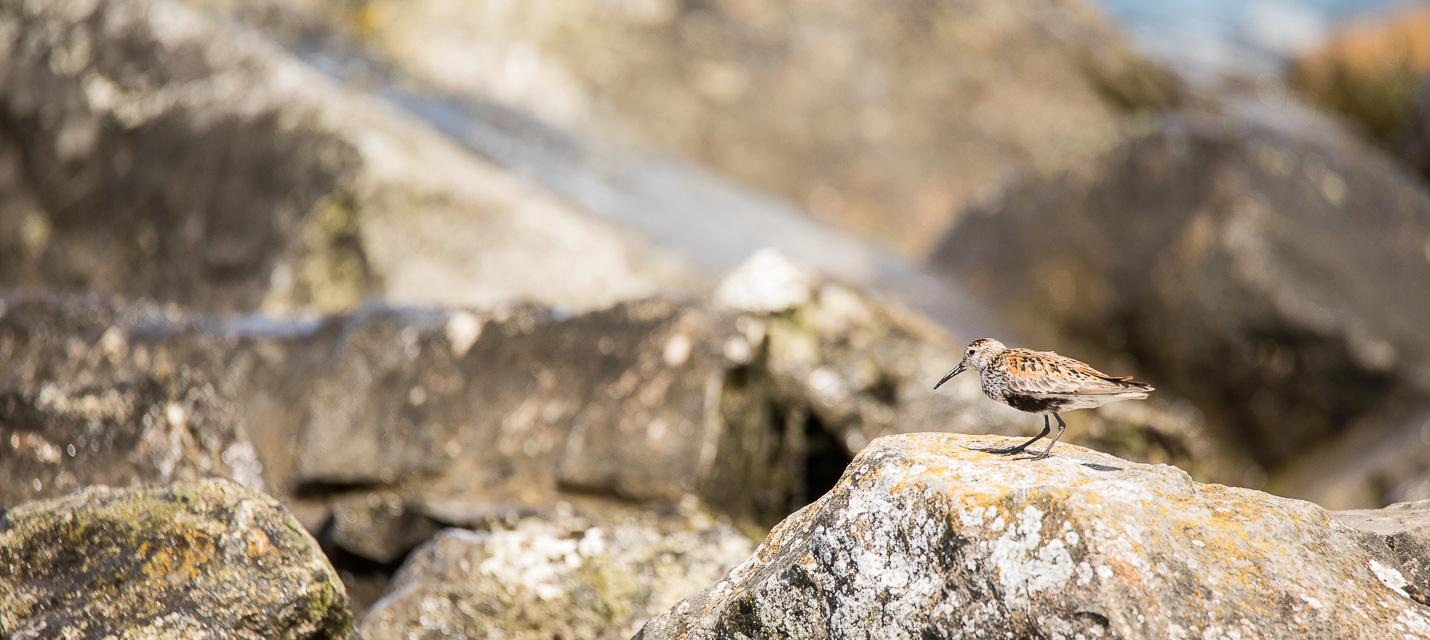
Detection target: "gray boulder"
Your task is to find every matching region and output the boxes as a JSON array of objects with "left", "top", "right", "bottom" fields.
[
  {"left": 0, "top": 293, "right": 336, "bottom": 496},
  {"left": 0, "top": 0, "right": 688, "bottom": 314},
  {"left": 0, "top": 0, "right": 1009, "bottom": 334},
  {"left": 360, "top": 510, "right": 753, "bottom": 639},
  {"left": 0, "top": 478, "right": 353, "bottom": 639},
  {"left": 186, "top": 0, "right": 1177, "bottom": 255},
  {"left": 932, "top": 112, "right": 1430, "bottom": 473},
  {"left": 0, "top": 371, "right": 263, "bottom": 507},
  {"left": 640, "top": 432, "right": 1430, "bottom": 639}
]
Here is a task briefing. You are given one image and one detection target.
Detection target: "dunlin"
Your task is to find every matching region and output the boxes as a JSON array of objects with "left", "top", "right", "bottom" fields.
[{"left": 934, "top": 338, "right": 1153, "bottom": 458}]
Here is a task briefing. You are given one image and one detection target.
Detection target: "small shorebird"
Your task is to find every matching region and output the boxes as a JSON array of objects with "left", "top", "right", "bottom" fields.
[{"left": 934, "top": 338, "right": 1153, "bottom": 459}]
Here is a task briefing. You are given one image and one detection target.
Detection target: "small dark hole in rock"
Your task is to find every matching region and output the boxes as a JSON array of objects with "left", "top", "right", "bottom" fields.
[{"left": 1082, "top": 463, "right": 1121, "bottom": 472}]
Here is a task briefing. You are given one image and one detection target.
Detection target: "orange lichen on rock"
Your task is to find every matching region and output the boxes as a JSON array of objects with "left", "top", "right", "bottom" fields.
[{"left": 0, "top": 479, "right": 353, "bottom": 638}]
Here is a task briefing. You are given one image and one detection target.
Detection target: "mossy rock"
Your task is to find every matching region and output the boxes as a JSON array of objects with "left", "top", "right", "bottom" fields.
[{"left": 0, "top": 479, "right": 354, "bottom": 639}]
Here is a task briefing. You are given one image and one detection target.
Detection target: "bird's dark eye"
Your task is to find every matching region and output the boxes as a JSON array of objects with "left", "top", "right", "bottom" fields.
[{"left": 967, "top": 349, "right": 974, "bottom": 355}]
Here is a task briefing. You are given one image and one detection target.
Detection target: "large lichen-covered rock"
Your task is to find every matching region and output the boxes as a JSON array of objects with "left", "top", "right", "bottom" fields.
[
  {"left": 0, "top": 479, "right": 354, "bottom": 639},
  {"left": 932, "top": 112, "right": 1430, "bottom": 476},
  {"left": 639, "top": 433, "right": 1430, "bottom": 639},
  {"left": 360, "top": 511, "right": 753, "bottom": 639},
  {"left": 0, "top": 372, "right": 263, "bottom": 507},
  {"left": 186, "top": 0, "right": 1175, "bottom": 255},
  {"left": 0, "top": 0, "right": 688, "bottom": 314}
]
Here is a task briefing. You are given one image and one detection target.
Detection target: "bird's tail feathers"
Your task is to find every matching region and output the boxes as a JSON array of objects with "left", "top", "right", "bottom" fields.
[{"left": 1099, "top": 375, "right": 1153, "bottom": 392}]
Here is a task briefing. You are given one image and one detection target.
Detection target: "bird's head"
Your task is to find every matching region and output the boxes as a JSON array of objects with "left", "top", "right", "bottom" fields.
[
  {"left": 962, "top": 337, "right": 1006, "bottom": 371},
  {"left": 934, "top": 337, "right": 1006, "bottom": 389}
]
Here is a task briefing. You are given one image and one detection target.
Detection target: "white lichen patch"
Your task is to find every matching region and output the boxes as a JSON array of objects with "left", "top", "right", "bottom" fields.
[
  {"left": 577, "top": 527, "right": 607, "bottom": 556},
  {"left": 1370, "top": 559, "right": 1412, "bottom": 599},
  {"left": 988, "top": 506, "right": 1074, "bottom": 607},
  {"left": 476, "top": 527, "right": 584, "bottom": 601},
  {"left": 959, "top": 504, "right": 991, "bottom": 529}
]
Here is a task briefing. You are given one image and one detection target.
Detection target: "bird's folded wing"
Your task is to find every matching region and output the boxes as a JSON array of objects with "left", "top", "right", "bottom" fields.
[
  {"left": 1002, "top": 350, "right": 1137, "bottom": 396},
  {"left": 1004, "top": 370, "right": 1122, "bottom": 395}
]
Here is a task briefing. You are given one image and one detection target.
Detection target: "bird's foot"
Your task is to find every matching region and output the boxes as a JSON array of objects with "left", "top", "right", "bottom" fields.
[
  {"left": 1003, "top": 450, "right": 1053, "bottom": 461},
  {"left": 974, "top": 445, "right": 1030, "bottom": 455}
]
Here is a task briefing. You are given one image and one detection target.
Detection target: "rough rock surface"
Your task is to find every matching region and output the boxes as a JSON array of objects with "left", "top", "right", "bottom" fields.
[
  {"left": 1338, "top": 498, "right": 1430, "bottom": 604},
  {"left": 0, "top": 371, "right": 263, "bottom": 507},
  {"left": 0, "top": 478, "right": 353, "bottom": 639},
  {"left": 0, "top": 0, "right": 688, "bottom": 314},
  {"left": 933, "top": 112, "right": 1430, "bottom": 471},
  {"left": 640, "top": 432, "right": 1430, "bottom": 639},
  {"left": 360, "top": 511, "right": 753, "bottom": 639},
  {"left": 0, "top": 281, "right": 1233, "bottom": 526},
  {"left": 0, "top": 294, "right": 321, "bottom": 495},
  {"left": 187, "top": 0, "right": 1175, "bottom": 255}
]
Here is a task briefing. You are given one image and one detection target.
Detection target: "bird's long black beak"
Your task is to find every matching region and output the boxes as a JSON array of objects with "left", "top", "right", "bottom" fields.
[{"left": 934, "top": 362, "right": 966, "bottom": 389}]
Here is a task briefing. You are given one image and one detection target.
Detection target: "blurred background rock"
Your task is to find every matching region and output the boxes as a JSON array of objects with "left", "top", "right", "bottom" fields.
[{"left": 3, "top": 0, "right": 1430, "bottom": 635}]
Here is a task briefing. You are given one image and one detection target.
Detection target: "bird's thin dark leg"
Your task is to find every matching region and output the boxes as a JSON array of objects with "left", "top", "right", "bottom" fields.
[
  {"left": 982, "top": 415, "right": 1051, "bottom": 455},
  {"left": 1030, "top": 413, "right": 1068, "bottom": 459}
]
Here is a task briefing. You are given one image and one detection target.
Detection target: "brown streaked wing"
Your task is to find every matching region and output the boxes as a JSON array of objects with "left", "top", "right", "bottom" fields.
[{"left": 998, "top": 349, "right": 1133, "bottom": 396}]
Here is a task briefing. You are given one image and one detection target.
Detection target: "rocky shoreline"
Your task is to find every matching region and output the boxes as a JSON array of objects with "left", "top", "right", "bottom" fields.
[{"left": 5, "top": 0, "right": 1430, "bottom": 636}]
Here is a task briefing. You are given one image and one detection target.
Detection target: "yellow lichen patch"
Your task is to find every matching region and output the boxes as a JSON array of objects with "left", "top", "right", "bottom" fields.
[
  {"left": 245, "top": 528, "right": 274, "bottom": 558},
  {"left": 2, "top": 479, "right": 353, "bottom": 637},
  {"left": 141, "top": 533, "right": 218, "bottom": 586}
]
